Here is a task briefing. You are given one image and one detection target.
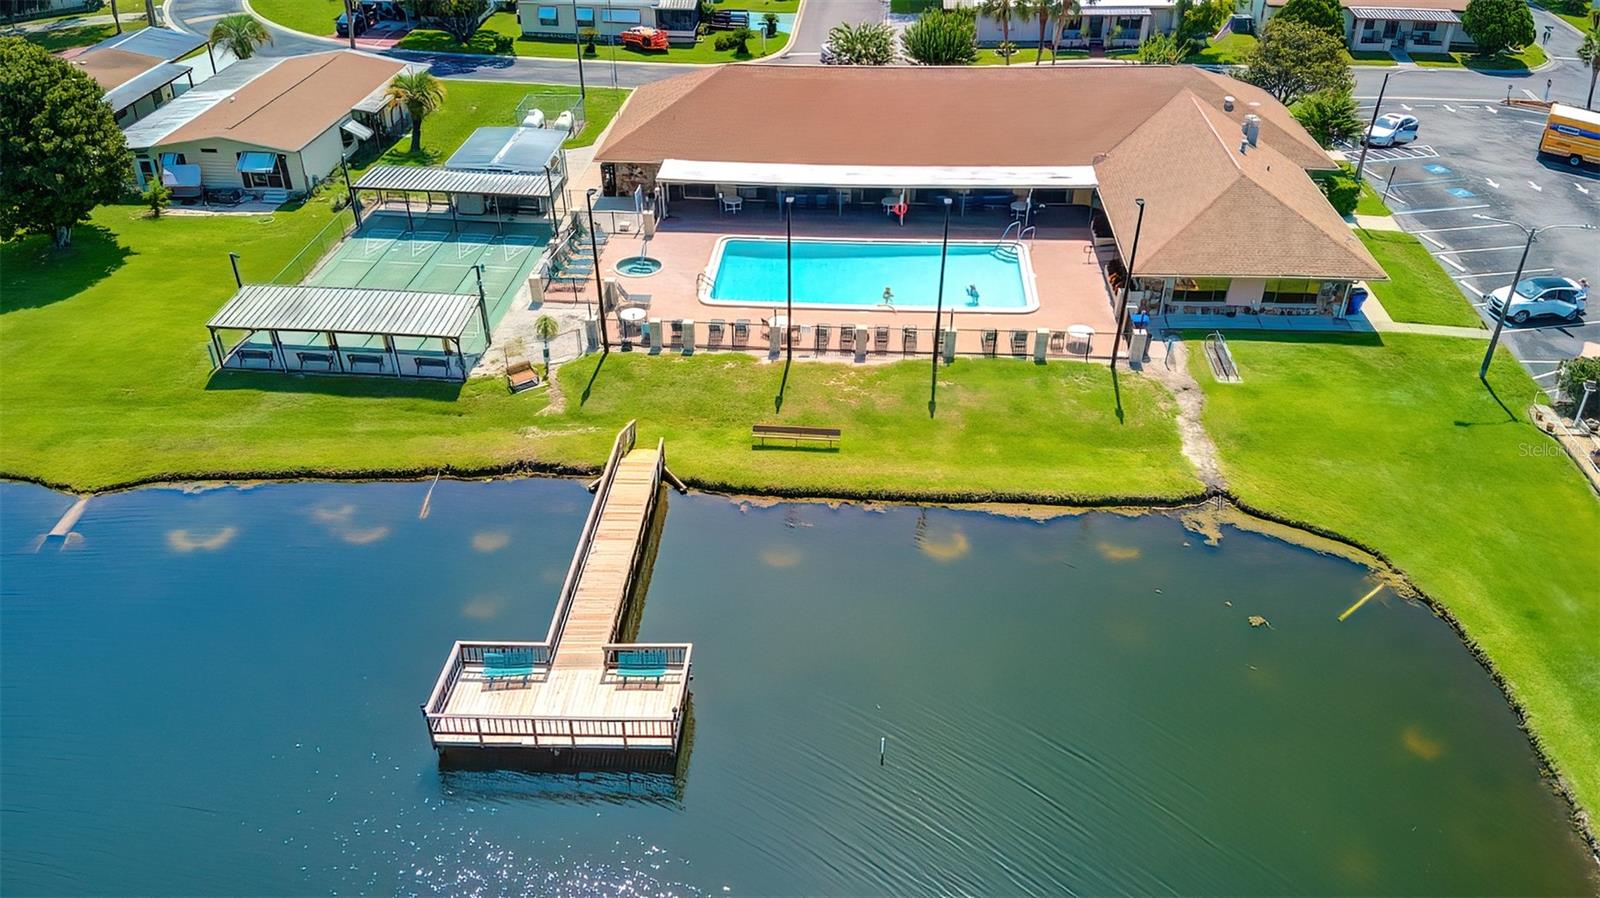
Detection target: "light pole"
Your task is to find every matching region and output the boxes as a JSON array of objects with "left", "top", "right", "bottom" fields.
[
  {"left": 1109, "top": 198, "right": 1145, "bottom": 370},
  {"left": 572, "top": 1, "right": 587, "bottom": 99},
  {"left": 930, "top": 196, "right": 952, "bottom": 414},
  {"left": 585, "top": 188, "right": 610, "bottom": 353},
  {"left": 785, "top": 195, "right": 794, "bottom": 366},
  {"left": 1354, "top": 69, "right": 1424, "bottom": 184},
  {"left": 1472, "top": 214, "right": 1595, "bottom": 380}
]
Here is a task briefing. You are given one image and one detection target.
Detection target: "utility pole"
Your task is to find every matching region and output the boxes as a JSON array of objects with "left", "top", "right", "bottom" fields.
[
  {"left": 1109, "top": 198, "right": 1146, "bottom": 370},
  {"left": 585, "top": 188, "right": 610, "bottom": 353}
]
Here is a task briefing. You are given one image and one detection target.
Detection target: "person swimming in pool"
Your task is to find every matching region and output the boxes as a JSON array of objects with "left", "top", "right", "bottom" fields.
[{"left": 966, "top": 284, "right": 980, "bottom": 306}]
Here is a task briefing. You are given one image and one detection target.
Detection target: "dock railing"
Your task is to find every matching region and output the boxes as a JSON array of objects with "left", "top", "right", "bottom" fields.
[
  {"left": 543, "top": 419, "right": 637, "bottom": 655},
  {"left": 601, "top": 642, "right": 693, "bottom": 672},
  {"left": 424, "top": 712, "right": 680, "bottom": 748},
  {"left": 423, "top": 640, "right": 555, "bottom": 721}
]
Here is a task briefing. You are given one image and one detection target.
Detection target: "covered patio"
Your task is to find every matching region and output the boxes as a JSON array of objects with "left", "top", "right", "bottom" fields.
[
  {"left": 353, "top": 164, "right": 566, "bottom": 233},
  {"left": 206, "top": 284, "right": 491, "bottom": 381}
]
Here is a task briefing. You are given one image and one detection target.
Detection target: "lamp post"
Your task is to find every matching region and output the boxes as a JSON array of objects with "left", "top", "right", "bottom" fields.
[
  {"left": 585, "top": 188, "right": 610, "bottom": 353},
  {"left": 1109, "top": 197, "right": 1145, "bottom": 370},
  {"left": 572, "top": 1, "right": 587, "bottom": 99},
  {"left": 785, "top": 195, "right": 794, "bottom": 366},
  {"left": 1472, "top": 214, "right": 1595, "bottom": 380},
  {"left": 930, "top": 196, "right": 952, "bottom": 413},
  {"left": 1354, "top": 69, "right": 1425, "bottom": 184}
]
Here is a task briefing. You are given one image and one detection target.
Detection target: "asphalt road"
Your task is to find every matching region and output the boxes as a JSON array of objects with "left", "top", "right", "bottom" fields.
[
  {"left": 774, "top": 0, "right": 887, "bottom": 63},
  {"left": 1353, "top": 7, "right": 1600, "bottom": 392}
]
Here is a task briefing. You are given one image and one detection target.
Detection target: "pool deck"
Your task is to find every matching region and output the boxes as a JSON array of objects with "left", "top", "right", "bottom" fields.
[
  {"left": 423, "top": 423, "right": 692, "bottom": 754},
  {"left": 556, "top": 202, "right": 1119, "bottom": 359}
]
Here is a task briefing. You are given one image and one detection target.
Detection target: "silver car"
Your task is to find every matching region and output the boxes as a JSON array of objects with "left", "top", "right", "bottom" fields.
[{"left": 1486, "top": 276, "right": 1587, "bottom": 324}]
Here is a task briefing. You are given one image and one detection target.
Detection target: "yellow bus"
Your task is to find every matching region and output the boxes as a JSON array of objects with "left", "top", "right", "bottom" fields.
[{"left": 1538, "top": 103, "right": 1600, "bottom": 168}]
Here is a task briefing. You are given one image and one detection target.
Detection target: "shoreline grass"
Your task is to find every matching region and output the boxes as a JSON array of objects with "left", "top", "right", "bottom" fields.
[
  {"left": 1355, "top": 229, "right": 1483, "bottom": 328},
  {"left": 1191, "top": 331, "right": 1600, "bottom": 830}
]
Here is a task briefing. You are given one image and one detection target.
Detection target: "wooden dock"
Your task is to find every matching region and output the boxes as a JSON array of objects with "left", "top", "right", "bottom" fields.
[{"left": 421, "top": 422, "right": 692, "bottom": 754}]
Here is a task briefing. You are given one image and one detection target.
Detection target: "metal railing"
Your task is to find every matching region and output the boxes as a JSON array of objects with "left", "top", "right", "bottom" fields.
[
  {"left": 425, "top": 713, "right": 679, "bottom": 748},
  {"left": 543, "top": 420, "right": 637, "bottom": 654}
]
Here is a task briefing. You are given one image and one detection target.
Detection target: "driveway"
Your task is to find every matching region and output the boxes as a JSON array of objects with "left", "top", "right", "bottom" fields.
[
  {"left": 775, "top": 0, "right": 886, "bottom": 62},
  {"left": 1352, "top": 8, "right": 1600, "bottom": 391},
  {"left": 166, "top": 0, "right": 329, "bottom": 55}
]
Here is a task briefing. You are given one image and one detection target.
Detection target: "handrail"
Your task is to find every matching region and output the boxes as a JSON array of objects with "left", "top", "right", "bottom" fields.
[
  {"left": 1205, "top": 331, "right": 1239, "bottom": 381},
  {"left": 543, "top": 421, "right": 637, "bottom": 654},
  {"left": 998, "top": 220, "right": 1021, "bottom": 246},
  {"left": 1019, "top": 225, "right": 1036, "bottom": 244}
]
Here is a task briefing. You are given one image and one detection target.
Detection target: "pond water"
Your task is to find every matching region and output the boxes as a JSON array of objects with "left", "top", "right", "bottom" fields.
[{"left": 1, "top": 479, "right": 1594, "bottom": 896}]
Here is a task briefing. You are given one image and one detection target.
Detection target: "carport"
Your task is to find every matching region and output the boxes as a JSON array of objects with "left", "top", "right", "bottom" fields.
[
  {"left": 206, "top": 284, "right": 491, "bottom": 381},
  {"left": 352, "top": 164, "right": 563, "bottom": 233}
]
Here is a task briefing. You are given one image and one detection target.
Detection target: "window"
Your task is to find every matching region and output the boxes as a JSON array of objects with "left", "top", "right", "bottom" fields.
[
  {"left": 200, "top": 147, "right": 218, "bottom": 154},
  {"left": 575, "top": 6, "right": 594, "bottom": 25},
  {"left": 240, "top": 153, "right": 292, "bottom": 190},
  {"left": 602, "top": 7, "right": 641, "bottom": 24},
  {"left": 537, "top": 5, "right": 558, "bottom": 26},
  {"left": 1171, "top": 278, "right": 1229, "bottom": 304},
  {"left": 1263, "top": 278, "right": 1320, "bottom": 305},
  {"left": 1114, "top": 16, "right": 1142, "bottom": 33}
]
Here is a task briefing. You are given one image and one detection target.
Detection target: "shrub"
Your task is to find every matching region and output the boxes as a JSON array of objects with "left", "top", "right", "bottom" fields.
[
  {"left": 1134, "top": 32, "right": 1186, "bottom": 64},
  {"left": 825, "top": 20, "right": 896, "bottom": 64},
  {"left": 143, "top": 181, "right": 172, "bottom": 218},
  {"left": 580, "top": 27, "right": 598, "bottom": 53},
  {"left": 995, "top": 39, "right": 1017, "bottom": 57},
  {"left": 1314, "top": 170, "right": 1360, "bottom": 216},
  {"left": 901, "top": 8, "right": 978, "bottom": 65},
  {"left": 714, "top": 26, "right": 755, "bottom": 52},
  {"left": 1556, "top": 357, "right": 1600, "bottom": 416},
  {"left": 492, "top": 33, "right": 513, "bottom": 52},
  {"left": 762, "top": 10, "right": 778, "bottom": 36},
  {"left": 1292, "top": 88, "right": 1363, "bottom": 147}
]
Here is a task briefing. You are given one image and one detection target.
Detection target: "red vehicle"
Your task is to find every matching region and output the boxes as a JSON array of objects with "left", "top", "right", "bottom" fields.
[{"left": 619, "top": 26, "right": 669, "bottom": 51}]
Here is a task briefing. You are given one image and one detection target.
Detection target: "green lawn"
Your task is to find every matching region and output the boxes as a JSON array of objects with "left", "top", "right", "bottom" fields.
[
  {"left": 1551, "top": 9, "right": 1596, "bottom": 31},
  {"left": 14, "top": 15, "right": 144, "bottom": 51},
  {"left": 1193, "top": 331, "right": 1600, "bottom": 825},
  {"left": 396, "top": 11, "right": 790, "bottom": 63},
  {"left": 357, "top": 80, "right": 627, "bottom": 170},
  {"left": 1356, "top": 179, "right": 1393, "bottom": 216},
  {"left": 248, "top": 0, "right": 341, "bottom": 36},
  {"left": 890, "top": 0, "right": 940, "bottom": 11},
  {"left": 711, "top": 0, "right": 799, "bottom": 11},
  {"left": 1356, "top": 229, "right": 1483, "bottom": 328},
  {"left": 975, "top": 47, "right": 1087, "bottom": 64},
  {"left": 1413, "top": 44, "right": 1549, "bottom": 70},
  {"left": 0, "top": 204, "right": 1199, "bottom": 500},
  {"left": 1344, "top": 48, "right": 1398, "bottom": 66},
  {"left": 1187, "top": 32, "right": 1255, "bottom": 65}
]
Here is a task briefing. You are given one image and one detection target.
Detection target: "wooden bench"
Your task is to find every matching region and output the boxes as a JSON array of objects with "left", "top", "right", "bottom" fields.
[
  {"left": 481, "top": 649, "right": 536, "bottom": 687},
  {"left": 752, "top": 423, "right": 842, "bottom": 448},
  {"left": 615, "top": 649, "right": 669, "bottom": 685},
  {"left": 347, "top": 352, "right": 384, "bottom": 370},
  {"left": 235, "top": 348, "right": 276, "bottom": 367},
  {"left": 505, "top": 359, "right": 541, "bottom": 393},
  {"left": 296, "top": 351, "right": 335, "bottom": 369},
  {"left": 414, "top": 356, "right": 452, "bottom": 376}
]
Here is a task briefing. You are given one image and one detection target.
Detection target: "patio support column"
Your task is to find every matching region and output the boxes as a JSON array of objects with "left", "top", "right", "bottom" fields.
[
  {"left": 269, "top": 329, "right": 287, "bottom": 370},
  {"left": 473, "top": 264, "right": 492, "bottom": 340},
  {"left": 1440, "top": 21, "right": 1454, "bottom": 49},
  {"left": 1138, "top": 16, "right": 1149, "bottom": 42},
  {"left": 208, "top": 327, "right": 223, "bottom": 369},
  {"left": 450, "top": 195, "right": 460, "bottom": 232},
  {"left": 404, "top": 193, "right": 414, "bottom": 231},
  {"left": 384, "top": 334, "right": 401, "bottom": 376},
  {"left": 328, "top": 332, "right": 346, "bottom": 371}
]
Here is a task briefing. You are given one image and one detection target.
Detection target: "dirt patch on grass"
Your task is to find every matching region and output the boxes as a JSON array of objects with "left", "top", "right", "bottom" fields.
[{"left": 1143, "top": 341, "right": 1227, "bottom": 491}]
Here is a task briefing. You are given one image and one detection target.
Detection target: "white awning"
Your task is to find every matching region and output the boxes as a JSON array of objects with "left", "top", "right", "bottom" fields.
[
  {"left": 1347, "top": 6, "right": 1460, "bottom": 21},
  {"left": 1080, "top": 6, "right": 1153, "bottom": 15},
  {"left": 342, "top": 119, "right": 375, "bottom": 141},
  {"left": 655, "top": 159, "right": 1098, "bottom": 189},
  {"left": 237, "top": 152, "right": 278, "bottom": 173}
]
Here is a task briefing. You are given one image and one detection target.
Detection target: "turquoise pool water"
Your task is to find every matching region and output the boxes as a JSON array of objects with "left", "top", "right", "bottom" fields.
[{"left": 707, "top": 238, "right": 1034, "bottom": 310}]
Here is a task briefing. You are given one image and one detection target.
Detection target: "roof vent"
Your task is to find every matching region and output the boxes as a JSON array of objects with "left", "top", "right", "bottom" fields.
[
  {"left": 1223, "top": 95, "right": 1235, "bottom": 112},
  {"left": 1242, "top": 114, "right": 1261, "bottom": 147}
]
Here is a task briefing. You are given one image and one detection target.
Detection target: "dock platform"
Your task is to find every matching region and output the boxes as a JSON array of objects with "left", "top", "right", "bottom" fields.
[{"left": 421, "top": 422, "right": 691, "bottom": 753}]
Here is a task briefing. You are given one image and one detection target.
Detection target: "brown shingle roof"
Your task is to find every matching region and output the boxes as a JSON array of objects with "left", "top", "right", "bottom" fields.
[
  {"left": 597, "top": 64, "right": 1333, "bottom": 173},
  {"left": 73, "top": 47, "right": 164, "bottom": 92},
  {"left": 163, "top": 51, "right": 406, "bottom": 152},
  {"left": 1093, "top": 92, "right": 1383, "bottom": 280}
]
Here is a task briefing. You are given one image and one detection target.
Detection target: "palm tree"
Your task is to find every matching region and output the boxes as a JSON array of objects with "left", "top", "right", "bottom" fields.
[
  {"left": 533, "top": 314, "right": 560, "bottom": 373},
  {"left": 1049, "top": 0, "right": 1080, "bottom": 62},
  {"left": 1579, "top": 23, "right": 1599, "bottom": 111},
  {"left": 1020, "top": 0, "right": 1065, "bottom": 63},
  {"left": 386, "top": 70, "right": 447, "bottom": 155},
  {"left": 979, "top": 0, "right": 1020, "bottom": 63},
  {"left": 209, "top": 14, "right": 272, "bottom": 60},
  {"left": 110, "top": 0, "right": 121, "bottom": 35}
]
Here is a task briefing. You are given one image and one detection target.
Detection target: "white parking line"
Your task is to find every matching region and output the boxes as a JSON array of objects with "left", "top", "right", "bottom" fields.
[
  {"left": 1456, "top": 268, "right": 1556, "bottom": 279},
  {"left": 1394, "top": 204, "right": 1490, "bottom": 215},
  {"left": 1485, "top": 177, "right": 1500, "bottom": 188},
  {"left": 1443, "top": 103, "right": 1457, "bottom": 112},
  {"left": 1461, "top": 284, "right": 1484, "bottom": 297},
  {"left": 1419, "top": 233, "right": 1447, "bottom": 248},
  {"left": 1577, "top": 183, "right": 1592, "bottom": 195},
  {"left": 1434, "top": 254, "right": 1467, "bottom": 271},
  {"left": 1432, "top": 245, "right": 1529, "bottom": 254},
  {"left": 1523, "top": 89, "right": 1539, "bottom": 100},
  {"left": 1410, "top": 223, "right": 1512, "bottom": 234},
  {"left": 1531, "top": 370, "right": 1559, "bottom": 380},
  {"left": 1529, "top": 181, "right": 1543, "bottom": 192},
  {"left": 1484, "top": 105, "right": 1497, "bottom": 114}
]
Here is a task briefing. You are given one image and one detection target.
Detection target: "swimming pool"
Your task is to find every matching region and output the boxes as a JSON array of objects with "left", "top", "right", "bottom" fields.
[{"left": 705, "top": 237, "right": 1037, "bottom": 312}]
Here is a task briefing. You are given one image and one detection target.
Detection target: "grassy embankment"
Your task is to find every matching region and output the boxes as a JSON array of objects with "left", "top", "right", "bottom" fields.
[{"left": 1355, "top": 229, "right": 1484, "bottom": 328}]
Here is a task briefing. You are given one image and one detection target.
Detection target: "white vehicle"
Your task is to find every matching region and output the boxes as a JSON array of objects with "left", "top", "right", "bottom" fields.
[
  {"left": 1365, "top": 113, "right": 1420, "bottom": 147},
  {"left": 1486, "top": 276, "right": 1587, "bottom": 324}
]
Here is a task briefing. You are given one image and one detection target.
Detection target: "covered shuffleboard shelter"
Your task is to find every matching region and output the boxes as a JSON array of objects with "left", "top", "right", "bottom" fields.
[{"left": 207, "top": 284, "right": 491, "bottom": 381}]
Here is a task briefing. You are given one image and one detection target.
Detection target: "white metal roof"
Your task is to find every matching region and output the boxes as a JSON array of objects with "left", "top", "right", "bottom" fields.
[
  {"left": 208, "top": 285, "right": 482, "bottom": 337},
  {"left": 353, "top": 164, "right": 556, "bottom": 198},
  {"left": 446, "top": 126, "right": 563, "bottom": 173},
  {"left": 1347, "top": 6, "right": 1460, "bottom": 21},
  {"left": 86, "top": 26, "right": 207, "bottom": 61},
  {"left": 655, "top": 159, "right": 1098, "bottom": 189},
  {"left": 104, "top": 62, "right": 192, "bottom": 112}
]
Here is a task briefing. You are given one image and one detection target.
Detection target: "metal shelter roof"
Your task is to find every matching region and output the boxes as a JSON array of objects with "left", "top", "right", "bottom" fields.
[
  {"left": 86, "top": 26, "right": 207, "bottom": 61},
  {"left": 208, "top": 285, "right": 482, "bottom": 338},
  {"left": 104, "top": 62, "right": 192, "bottom": 112},
  {"left": 655, "top": 158, "right": 1099, "bottom": 189},
  {"left": 354, "top": 164, "right": 556, "bottom": 198},
  {"left": 446, "top": 126, "right": 564, "bottom": 173},
  {"left": 1347, "top": 5, "right": 1460, "bottom": 20}
]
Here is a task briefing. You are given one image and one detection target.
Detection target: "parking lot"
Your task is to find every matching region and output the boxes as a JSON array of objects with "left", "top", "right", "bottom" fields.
[{"left": 1353, "top": 98, "right": 1600, "bottom": 392}]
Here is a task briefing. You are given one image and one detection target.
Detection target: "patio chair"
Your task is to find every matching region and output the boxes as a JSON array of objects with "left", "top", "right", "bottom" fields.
[
  {"left": 669, "top": 320, "right": 684, "bottom": 349},
  {"left": 814, "top": 324, "right": 830, "bottom": 353},
  {"left": 873, "top": 326, "right": 889, "bottom": 355},
  {"left": 902, "top": 327, "right": 917, "bottom": 356},
  {"left": 1010, "top": 330, "right": 1029, "bottom": 356},
  {"left": 708, "top": 319, "right": 726, "bottom": 349},
  {"left": 981, "top": 329, "right": 998, "bottom": 356},
  {"left": 838, "top": 325, "right": 855, "bottom": 356},
  {"left": 733, "top": 319, "right": 751, "bottom": 348},
  {"left": 1049, "top": 330, "right": 1066, "bottom": 354}
]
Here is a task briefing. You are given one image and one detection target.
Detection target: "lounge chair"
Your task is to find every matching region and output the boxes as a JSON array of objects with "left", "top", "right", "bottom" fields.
[
  {"left": 839, "top": 325, "right": 855, "bottom": 356},
  {"left": 505, "top": 359, "right": 541, "bottom": 393},
  {"left": 814, "top": 324, "right": 830, "bottom": 353},
  {"left": 1010, "top": 330, "right": 1029, "bottom": 356},
  {"left": 902, "top": 326, "right": 917, "bottom": 355},
  {"left": 981, "top": 329, "right": 998, "bottom": 356},
  {"left": 733, "top": 319, "right": 750, "bottom": 348},
  {"left": 874, "top": 326, "right": 889, "bottom": 354},
  {"left": 708, "top": 319, "right": 726, "bottom": 349}
]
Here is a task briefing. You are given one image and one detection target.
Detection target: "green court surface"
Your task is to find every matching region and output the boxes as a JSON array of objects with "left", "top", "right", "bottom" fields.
[{"left": 307, "top": 217, "right": 552, "bottom": 326}]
